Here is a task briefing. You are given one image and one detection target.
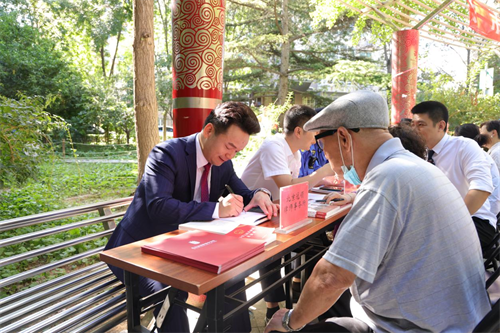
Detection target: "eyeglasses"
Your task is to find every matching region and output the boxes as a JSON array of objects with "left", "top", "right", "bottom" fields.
[{"left": 314, "top": 128, "right": 360, "bottom": 149}]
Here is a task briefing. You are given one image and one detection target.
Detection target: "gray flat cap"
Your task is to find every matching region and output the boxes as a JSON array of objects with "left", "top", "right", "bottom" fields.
[{"left": 304, "top": 91, "right": 389, "bottom": 131}]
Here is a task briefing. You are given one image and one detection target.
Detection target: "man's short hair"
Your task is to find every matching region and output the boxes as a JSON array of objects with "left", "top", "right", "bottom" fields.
[
  {"left": 283, "top": 105, "right": 316, "bottom": 134},
  {"left": 411, "top": 101, "right": 449, "bottom": 126},
  {"left": 480, "top": 120, "right": 500, "bottom": 133},
  {"left": 204, "top": 101, "right": 260, "bottom": 135}
]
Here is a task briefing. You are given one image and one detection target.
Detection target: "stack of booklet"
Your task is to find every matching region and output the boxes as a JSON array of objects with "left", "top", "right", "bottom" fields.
[
  {"left": 307, "top": 192, "right": 344, "bottom": 219},
  {"left": 141, "top": 225, "right": 275, "bottom": 274}
]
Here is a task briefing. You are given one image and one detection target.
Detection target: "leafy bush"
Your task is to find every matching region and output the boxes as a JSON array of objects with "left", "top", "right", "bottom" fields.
[{"left": 0, "top": 95, "right": 67, "bottom": 187}]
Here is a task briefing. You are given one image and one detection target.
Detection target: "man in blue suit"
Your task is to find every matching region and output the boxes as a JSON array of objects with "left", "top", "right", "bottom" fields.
[{"left": 105, "top": 101, "right": 278, "bottom": 332}]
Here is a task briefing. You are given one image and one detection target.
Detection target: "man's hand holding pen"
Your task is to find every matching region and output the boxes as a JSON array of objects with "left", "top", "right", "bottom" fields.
[{"left": 219, "top": 184, "right": 244, "bottom": 217}]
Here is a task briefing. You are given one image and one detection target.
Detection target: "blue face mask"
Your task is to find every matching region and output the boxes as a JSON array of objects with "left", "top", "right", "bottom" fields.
[{"left": 338, "top": 132, "right": 362, "bottom": 186}]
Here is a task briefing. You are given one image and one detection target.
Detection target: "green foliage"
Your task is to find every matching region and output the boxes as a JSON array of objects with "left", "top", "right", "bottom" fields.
[
  {"left": 0, "top": 10, "right": 91, "bottom": 121},
  {"left": 0, "top": 95, "right": 68, "bottom": 187},
  {"left": 224, "top": 0, "right": 370, "bottom": 104},
  {"left": 323, "top": 60, "right": 390, "bottom": 90},
  {"left": 0, "top": 160, "right": 137, "bottom": 220},
  {"left": 417, "top": 76, "right": 500, "bottom": 129}
]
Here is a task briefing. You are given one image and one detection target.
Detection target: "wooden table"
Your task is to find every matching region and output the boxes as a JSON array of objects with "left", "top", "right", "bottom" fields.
[{"left": 100, "top": 205, "right": 350, "bottom": 332}]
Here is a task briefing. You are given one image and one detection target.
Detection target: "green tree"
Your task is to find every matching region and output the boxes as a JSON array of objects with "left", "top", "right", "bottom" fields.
[
  {"left": 0, "top": 95, "right": 67, "bottom": 187},
  {"left": 0, "top": 11, "right": 90, "bottom": 121},
  {"left": 224, "top": 0, "right": 368, "bottom": 105}
]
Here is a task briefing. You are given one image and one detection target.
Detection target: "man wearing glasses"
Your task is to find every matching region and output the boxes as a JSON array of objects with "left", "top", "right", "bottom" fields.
[{"left": 265, "top": 91, "right": 490, "bottom": 333}]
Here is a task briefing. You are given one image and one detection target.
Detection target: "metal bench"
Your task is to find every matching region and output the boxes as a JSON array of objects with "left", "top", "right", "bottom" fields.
[{"left": 0, "top": 197, "right": 133, "bottom": 333}]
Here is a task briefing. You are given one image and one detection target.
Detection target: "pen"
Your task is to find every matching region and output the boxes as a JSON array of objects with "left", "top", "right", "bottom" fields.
[
  {"left": 225, "top": 184, "right": 235, "bottom": 194},
  {"left": 226, "top": 184, "right": 246, "bottom": 213},
  {"left": 315, "top": 198, "right": 344, "bottom": 202}
]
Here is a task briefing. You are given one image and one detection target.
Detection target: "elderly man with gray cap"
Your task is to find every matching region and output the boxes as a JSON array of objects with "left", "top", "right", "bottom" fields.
[{"left": 264, "top": 91, "right": 490, "bottom": 333}]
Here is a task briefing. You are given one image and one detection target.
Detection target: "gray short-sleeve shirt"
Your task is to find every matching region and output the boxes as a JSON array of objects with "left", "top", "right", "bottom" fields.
[{"left": 324, "top": 138, "right": 490, "bottom": 332}]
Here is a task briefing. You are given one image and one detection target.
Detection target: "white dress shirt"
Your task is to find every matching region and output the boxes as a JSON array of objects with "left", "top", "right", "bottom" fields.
[
  {"left": 431, "top": 134, "right": 495, "bottom": 227},
  {"left": 194, "top": 134, "right": 219, "bottom": 218},
  {"left": 485, "top": 152, "right": 500, "bottom": 217},
  {"left": 241, "top": 134, "right": 301, "bottom": 200},
  {"left": 489, "top": 141, "right": 500, "bottom": 176}
]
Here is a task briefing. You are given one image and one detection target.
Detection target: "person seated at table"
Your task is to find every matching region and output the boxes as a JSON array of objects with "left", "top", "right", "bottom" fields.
[
  {"left": 299, "top": 107, "right": 329, "bottom": 178},
  {"left": 411, "top": 101, "right": 495, "bottom": 255},
  {"left": 104, "top": 101, "right": 278, "bottom": 333},
  {"left": 455, "top": 123, "right": 500, "bottom": 219},
  {"left": 265, "top": 91, "right": 490, "bottom": 333},
  {"left": 241, "top": 105, "right": 335, "bottom": 322},
  {"left": 480, "top": 120, "right": 500, "bottom": 175}
]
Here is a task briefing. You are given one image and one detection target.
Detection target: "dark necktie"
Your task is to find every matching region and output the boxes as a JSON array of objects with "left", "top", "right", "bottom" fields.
[
  {"left": 200, "top": 163, "right": 211, "bottom": 202},
  {"left": 427, "top": 150, "right": 435, "bottom": 165}
]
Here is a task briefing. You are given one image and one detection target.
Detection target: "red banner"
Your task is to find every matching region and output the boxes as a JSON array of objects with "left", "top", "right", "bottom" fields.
[{"left": 468, "top": 0, "right": 500, "bottom": 42}]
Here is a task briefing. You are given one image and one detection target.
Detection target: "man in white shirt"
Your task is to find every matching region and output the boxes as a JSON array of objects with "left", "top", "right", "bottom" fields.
[
  {"left": 411, "top": 101, "right": 496, "bottom": 254},
  {"left": 264, "top": 91, "right": 490, "bottom": 333},
  {"left": 480, "top": 120, "right": 500, "bottom": 176},
  {"left": 241, "top": 105, "right": 334, "bottom": 199},
  {"left": 241, "top": 105, "right": 335, "bottom": 322}
]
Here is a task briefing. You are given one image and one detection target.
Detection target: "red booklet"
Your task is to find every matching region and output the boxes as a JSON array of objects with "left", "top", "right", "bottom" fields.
[
  {"left": 141, "top": 230, "right": 267, "bottom": 274},
  {"left": 226, "top": 224, "right": 276, "bottom": 245}
]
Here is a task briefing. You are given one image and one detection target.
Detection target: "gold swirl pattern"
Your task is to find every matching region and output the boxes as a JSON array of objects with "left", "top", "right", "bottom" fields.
[{"left": 173, "top": 0, "right": 225, "bottom": 93}]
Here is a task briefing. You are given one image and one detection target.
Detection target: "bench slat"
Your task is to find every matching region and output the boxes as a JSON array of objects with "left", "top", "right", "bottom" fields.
[
  {"left": 44, "top": 294, "right": 126, "bottom": 333},
  {"left": 0, "top": 273, "right": 116, "bottom": 326},
  {"left": 0, "top": 247, "right": 102, "bottom": 289},
  {"left": 0, "top": 197, "right": 133, "bottom": 231},
  {"left": 0, "top": 262, "right": 105, "bottom": 307},
  {"left": 19, "top": 284, "right": 125, "bottom": 333},
  {"left": 0, "top": 212, "right": 124, "bottom": 248},
  {"left": 0, "top": 229, "right": 112, "bottom": 268},
  {"left": 2, "top": 280, "right": 122, "bottom": 332},
  {"left": 2, "top": 267, "right": 112, "bottom": 316},
  {"left": 76, "top": 308, "right": 127, "bottom": 333}
]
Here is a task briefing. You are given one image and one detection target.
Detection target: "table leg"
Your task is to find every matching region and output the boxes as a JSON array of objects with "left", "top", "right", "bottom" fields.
[
  {"left": 124, "top": 270, "right": 143, "bottom": 332},
  {"left": 206, "top": 285, "right": 225, "bottom": 333},
  {"left": 284, "top": 253, "right": 293, "bottom": 309}
]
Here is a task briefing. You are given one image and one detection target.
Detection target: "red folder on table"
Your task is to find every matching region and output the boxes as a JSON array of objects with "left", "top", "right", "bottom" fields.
[{"left": 141, "top": 230, "right": 267, "bottom": 274}]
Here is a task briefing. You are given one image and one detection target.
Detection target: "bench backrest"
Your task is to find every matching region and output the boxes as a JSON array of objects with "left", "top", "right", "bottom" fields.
[{"left": 0, "top": 197, "right": 133, "bottom": 292}]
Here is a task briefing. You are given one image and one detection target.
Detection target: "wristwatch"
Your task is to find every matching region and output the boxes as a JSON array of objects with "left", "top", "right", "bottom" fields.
[
  {"left": 256, "top": 188, "right": 272, "bottom": 199},
  {"left": 282, "top": 309, "right": 306, "bottom": 332}
]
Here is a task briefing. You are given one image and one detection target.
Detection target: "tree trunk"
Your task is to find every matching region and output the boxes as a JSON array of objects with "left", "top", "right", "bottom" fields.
[
  {"left": 384, "top": 42, "right": 391, "bottom": 74},
  {"left": 133, "top": 0, "right": 158, "bottom": 183},
  {"left": 277, "top": 0, "right": 289, "bottom": 106},
  {"left": 100, "top": 46, "right": 106, "bottom": 77},
  {"left": 109, "top": 28, "right": 122, "bottom": 77}
]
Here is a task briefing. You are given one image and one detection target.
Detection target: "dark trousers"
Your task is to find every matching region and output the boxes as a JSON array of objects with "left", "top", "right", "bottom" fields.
[
  {"left": 299, "top": 318, "right": 372, "bottom": 333},
  {"left": 472, "top": 216, "right": 496, "bottom": 256},
  {"left": 109, "top": 264, "right": 251, "bottom": 332},
  {"left": 259, "top": 260, "right": 286, "bottom": 303}
]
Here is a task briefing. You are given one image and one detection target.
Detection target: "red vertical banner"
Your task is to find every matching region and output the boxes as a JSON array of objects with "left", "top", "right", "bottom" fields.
[
  {"left": 467, "top": 0, "right": 500, "bottom": 42},
  {"left": 391, "top": 29, "right": 419, "bottom": 125},
  {"left": 171, "top": 0, "right": 226, "bottom": 137}
]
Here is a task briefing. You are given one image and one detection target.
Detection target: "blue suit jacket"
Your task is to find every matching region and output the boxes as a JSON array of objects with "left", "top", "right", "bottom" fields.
[{"left": 105, "top": 133, "right": 255, "bottom": 250}]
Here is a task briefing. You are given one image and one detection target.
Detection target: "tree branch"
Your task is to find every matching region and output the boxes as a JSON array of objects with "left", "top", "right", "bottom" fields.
[
  {"left": 227, "top": 0, "right": 265, "bottom": 11},
  {"left": 287, "top": 67, "right": 315, "bottom": 73}
]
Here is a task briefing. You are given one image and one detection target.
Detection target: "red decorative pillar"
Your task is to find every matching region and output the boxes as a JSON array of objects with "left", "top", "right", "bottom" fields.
[
  {"left": 391, "top": 29, "right": 419, "bottom": 124},
  {"left": 172, "top": 0, "right": 226, "bottom": 137}
]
